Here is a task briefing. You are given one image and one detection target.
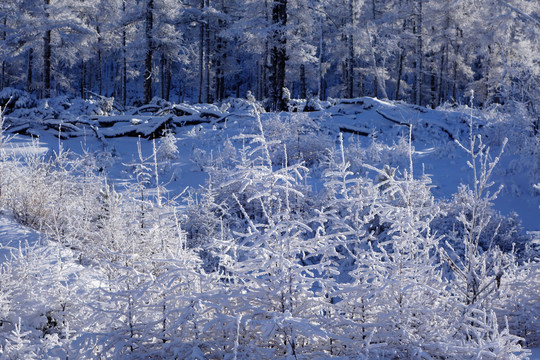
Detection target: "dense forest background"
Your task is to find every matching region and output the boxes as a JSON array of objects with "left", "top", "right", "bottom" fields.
[{"left": 0, "top": 0, "right": 539, "bottom": 112}]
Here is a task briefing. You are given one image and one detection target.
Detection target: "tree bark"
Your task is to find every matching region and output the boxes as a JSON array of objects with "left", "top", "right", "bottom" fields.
[
  {"left": 122, "top": 0, "right": 127, "bottom": 106},
  {"left": 165, "top": 56, "right": 171, "bottom": 101},
  {"left": 215, "top": 0, "right": 226, "bottom": 102},
  {"left": 270, "top": 0, "right": 287, "bottom": 111},
  {"left": 2, "top": 17, "right": 6, "bottom": 89},
  {"left": 96, "top": 26, "right": 103, "bottom": 95},
  {"left": 437, "top": 47, "right": 445, "bottom": 106},
  {"left": 80, "top": 59, "right": 85, "bottom": 99},
  {"left": 414, "top": 0, "right": 423, "bottom": 106},
  {"left": 27, "top": 48, "right": 33, "bottom": 93},
  {"left": 318, "top": 15, "right": 324, "bottom": 100},
  {"left": 300, "top": 64, "right": 306, "bottom": 99},
  {"left": 161, "top": 52, "right": 166, "bottom": 99},
  {"left": 144, "top": 0, "right": 154, "bottom": 104},
  {"left": 451, "top": 27, "right": 462, "bottom": 103},
  {"left": 395, "top": 49, "right": 404, "bottom": 100},
  {"left": 43, "top": 0, "right": 51, "bottom": 98},
  {"left": 366, "top": 27, "right": 388, "bottom": 100},
  {"left": 205, "top": 5, "right": 211, "bottom": 103},
  {"left": 198, "top": 0, "right": 205, "bottom": 103}
]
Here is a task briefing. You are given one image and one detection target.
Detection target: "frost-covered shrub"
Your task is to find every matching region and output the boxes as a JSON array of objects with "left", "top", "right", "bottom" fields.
[
  {"left": 220, "top": 96, "right": 265, "bottom": 115},
  {"left": 262, "top": 112, "right": 332, "bottom": 167},
  {"left": 66, "top": 97, "right": 115, "bottom": 116},
  {"left": 496, "top": 260, "right": 540, "bottom": 348},
  {"left": 156, "top": 130, "right": 178, "bottom": 160},
  {"left": 452, "top": 309, "right": 530, "bottom": 359},
  {"left": 432, "top": 186, "right": 530, "bottom": 257},
  {"left": 0, "top": 88, "right": 37, "bottom": 113},
  {"left": 303, "top": 97, "right": 332, "bottom": 112},
  {"left": 359, "top": 135, "right": 412, "bottom": 171}
]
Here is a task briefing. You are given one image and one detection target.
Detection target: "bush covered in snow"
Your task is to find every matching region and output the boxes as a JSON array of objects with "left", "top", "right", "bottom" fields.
[
  {"left": 0, "top": 98, "right": 537, "bottom": 359},
  {"left": 0, "top": 88, "right": 37, "bottom": 112}
]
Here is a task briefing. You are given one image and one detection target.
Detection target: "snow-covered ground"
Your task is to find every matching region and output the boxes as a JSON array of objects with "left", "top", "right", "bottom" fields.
[
  {"left": 0, "top": 213, "right": 42, "bottom": 264},
  {"left": 5, "top": 96, "right": 537, "bottom": 230},
  {"left": 0, "top": 96, "right": 538, "bottom": 358}
]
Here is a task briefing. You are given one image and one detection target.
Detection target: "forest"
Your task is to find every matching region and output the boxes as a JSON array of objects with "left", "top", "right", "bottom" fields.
[
  {"left": 0, "top": 0, "right": 538, "bottom": 112},
  {"left": 0, "top": 0, "right": 539, "bottom": 359}
]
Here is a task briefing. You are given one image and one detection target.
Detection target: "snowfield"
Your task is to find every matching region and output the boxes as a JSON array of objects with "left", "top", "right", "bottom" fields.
[{"left": 0, "top": 95, "right": 538, "bottom": 359}]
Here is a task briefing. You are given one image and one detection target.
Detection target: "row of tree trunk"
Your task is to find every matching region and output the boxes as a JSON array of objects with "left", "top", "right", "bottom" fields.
[{"left": 5, "top": 0, "right": 536, "bottom": 110}]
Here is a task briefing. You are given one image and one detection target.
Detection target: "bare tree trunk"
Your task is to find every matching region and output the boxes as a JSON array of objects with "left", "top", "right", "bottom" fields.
[
  {"left": 366, "top": 27, "right": 388, "bottom": 100},
  {"left": 299, "top": 64, "right": 306, "bottom": 99},
  {"left": 215, "top": 0, "right": 226, "bottom": 102},
  {"left": 372, "top": 0, "right": 377, "bottom": 97},
  {"left": 122, "top": 0, "right": 127, "bottom": 106},
  {"left": 161, "top": 52, "right": 166, "bottom": 99},
  {"left": 205, "top": 2, "right": 211, "bottom": 104},
  {"left": 347, "top": 35, "right": 354, "bottom": 98},
  {"left": 165, "top": 57, "right": 171, "bottom": 101},
  {"left": 43, "top": 0, "right": 51, "bottom": 98},
  {"left": 96, "top": 26, "right": 103, "bottom": 95},
  {"left": 414, "top": 0, "right": 423, "bottom": 106},
  {"left": 1, "top": 17, "right": 6, "bottom": 89},
  {"left": 157, "top": 53, "right": 171, "bottom": 101},
  {"left": 485, "top": 45, "right": 492, "bottom": 105},
  {"left": 318, "top": 15, "right": 324, "bottom": 100},
  {"left": 437, "top": 46, "right": 446, "bottom": 106},
  {"left": 395, "top": 49, "right": 404, "bottom": 100},
  {"left": 27, "top": 48, "right": 33, "bottom": 93},
  {"left": 451, "top": 27, "right": 462, "bottom": 103},
  {"left": 255, "top": 60, "right": 261, "bottom": 99},
  {"left": 270, "top": 0, "right": 287, "bottom": 111},
  {"left": 430, "top": 68, "right": 436, "bottom": 107},
  {"left": 144, "top": 0, "right": 154, "bottom": 104},
  {"left": 345, "top": 0, "right": 354, "bottom": 98},
  {"left": 198, "top": 0, "right": 205, "bottom": 103},
  {"left": 215, "top": 39, "right": 225, "bottom": 101},
  {"left": 97, "top": 49, "right": 102, "bottom": 95},
  {"left": 80, "top": 59, "right": 85, "bottom": 99}
]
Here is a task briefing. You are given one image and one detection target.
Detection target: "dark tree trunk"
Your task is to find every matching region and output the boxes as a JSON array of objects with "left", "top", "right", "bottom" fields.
[
  {"left": 1, "top": 17, "right": 6, "bottom": 89},
  {"left": 372, "top": 0, "right": 377, "bottom": 97},
  {"left": 80, "top": 59, "right": 85, "bottom": 99},
  {"left": 198, "top": 0, "right": 205, "bottom": 103},
  {"left": 318, "top": 16, "right": 324, "bottom": 100},
  {"left": 395, "top": 49, "right": 404, "bottom": 100},
  {"left": 270, "top": 0, "right": 287, "bottom": 111},
  {"left": 122, "top": 0, "right": 127, "bottom": 106},
  {"left": 215, "top": 0, "right": 226, "bottom": 102},
  {"left": 159, "top": 53, "right": 172, "bottom": 101},
  {"left": 255, "top": 60, "right": 261, "bottom": 99},
  {"left": 161, "top": 52, "right": 166, "bottom": 99},
  {"left": 347, "top": 35, "right": 354, "bottom": 98},
  {"left": 27, "top": 48, "right": 33, "bottom": 93},
  {"left": 97, "top": 50, "right": 102, "bottom": 95},
  {"left": 144, "top": 0, "right": 154, "bottom": 104},
  {"left": 205, "top": 1, "right": 211, "bottom": 103},
  {"left": 451, "top": 27, "right": 462, "bottom": 103},
  {"left": 165, "top": 57, "right": 171, "bottom": 101},
  {"left": 97, "top": 26, "right": 102, "bottom": 95},
  {"left": 300, "top": 64, "right": 306, "bottom": 99},
  {"left": 485, "top": 45, "right": 492, "bottom": 106},
  {"left": 414, "top": 0, "right": 423, "bottom": 106},
  {"left": 43, "top": 0, "right": 51, "bottom": 98},
  {"left": 215, "top": 54, "right": 225, "bottom": 101},
  {"left": 437, "top": 46, "right": 446, "bottom": 106}
]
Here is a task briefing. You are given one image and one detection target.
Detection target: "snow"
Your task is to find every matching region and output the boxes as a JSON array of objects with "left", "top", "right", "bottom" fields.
[
  {"left": 2, "top": 96, "right": 537, "bottom": 230},
  {"left": 0, "top": 214, "right": 42, "bottom": 264},
  {"left": 529, "top": 347, "right": 540, "bottom": 360},
  {"left": 0, "top": 96, "right": 538, "bottom": 358}
]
